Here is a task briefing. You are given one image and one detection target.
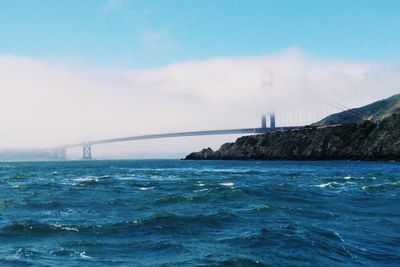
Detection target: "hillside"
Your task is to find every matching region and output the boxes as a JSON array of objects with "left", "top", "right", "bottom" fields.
[
  {"left": 315, "top": 94, "right": 400, "bottom": 125},
  {"left": 185, "top": 114, "right": 400, "bottom": 160}
]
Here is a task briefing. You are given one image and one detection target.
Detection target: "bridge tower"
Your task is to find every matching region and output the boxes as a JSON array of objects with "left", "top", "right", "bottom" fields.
[
  {"left": 51, "top": 147, "right": 66, "bottom": 160},
  {"left": 270, "top": 113, "right": 276, "bottom": 129},
  {"left": 82, "top": 143, "right": 92, "bottom": 160},
  {"left": 261, "top": 114, "right": 267, "bottom": 128}
]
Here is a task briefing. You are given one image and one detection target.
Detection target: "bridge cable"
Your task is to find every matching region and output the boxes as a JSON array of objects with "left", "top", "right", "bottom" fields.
[
  {"left": 329, "top": 100, "right": 367, "bottom": 117},
  {"left": 325, "top": 101, "right": 365, "bottom": 120}
]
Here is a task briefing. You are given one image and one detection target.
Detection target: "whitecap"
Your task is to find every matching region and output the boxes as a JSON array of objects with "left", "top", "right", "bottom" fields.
[
  {"left": 72, "top": 175, "right": 110, "bottom": 183},
  {"left": 197, "top": 181, "right": 205, "bottom": 187},
  {"left": 117, "top": 176, "right": 134, "bottom": 180},
  {"left": 219, "top": 182, "right": 234, "bottom": 187},
  {"left": 73, "top": 176, "right": 98, "bottom": 183},
  {"left": 79, "top": 251, "right": 93, "bottom": 259},
  {"left": 62, "top": 226, "right": 79, "bottom": 232},
  {"left": 315, "top": 182, "right": 337, "bottom": 188},
  {"left": 52, "top": 224, "right": 79, "bottom": 232},
  {"left": 136, "top": 186, "right": 154, "bottom": 191},
  {"left": 194, "top": 188, "right": 209, "bottom": 192},
  {"left": 331, "top": 230, "right": 346, "bottom": 243}
]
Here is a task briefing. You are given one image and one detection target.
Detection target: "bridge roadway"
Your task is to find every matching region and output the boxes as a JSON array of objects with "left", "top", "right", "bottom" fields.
[
  {"left": 62, "top": 126, "right": 303, "bottom": 149},
  {"left": 51, "top": 111, "right": 344, "bottom": 159}
]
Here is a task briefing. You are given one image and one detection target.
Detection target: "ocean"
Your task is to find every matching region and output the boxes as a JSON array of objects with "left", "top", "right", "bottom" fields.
[{"left": 0, "top": 160, "right": 399, "bottom": 266}]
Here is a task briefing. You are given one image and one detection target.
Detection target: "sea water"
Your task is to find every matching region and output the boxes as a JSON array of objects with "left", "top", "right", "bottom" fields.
[{"left": 0, "top": 160, "right": 399, "bottom": 266}]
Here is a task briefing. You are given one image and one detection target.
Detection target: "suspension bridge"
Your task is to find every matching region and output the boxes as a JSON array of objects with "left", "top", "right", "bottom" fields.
[
  {"left": 50, "top": 101, "right": 367, "bottom": 160},
  {"left": 50, "top": 113, "right": 302, "bottom": 160}
]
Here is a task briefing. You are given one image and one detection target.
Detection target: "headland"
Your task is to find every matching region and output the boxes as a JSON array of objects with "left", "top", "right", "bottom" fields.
[{"left": 186, "top": 94, "right": 400, "bottom": 161}]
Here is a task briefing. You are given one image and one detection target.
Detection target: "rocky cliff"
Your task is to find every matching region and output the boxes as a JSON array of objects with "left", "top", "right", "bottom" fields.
[{"left": 185, "top": 114, "right": 400, "bottom": 160}]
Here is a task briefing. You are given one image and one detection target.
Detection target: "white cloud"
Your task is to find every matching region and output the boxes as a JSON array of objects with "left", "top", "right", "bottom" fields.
[{"left": 0, "top": 49, "right": 399, "bottom": 158}]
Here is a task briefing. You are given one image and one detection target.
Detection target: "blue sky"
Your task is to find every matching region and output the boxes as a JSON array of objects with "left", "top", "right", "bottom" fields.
[
  {"left": 0, "top": 0, "right": 399, "bottom": 68},
  {"left": 1, "top": 0, "right": 400, "bottom": 157}
]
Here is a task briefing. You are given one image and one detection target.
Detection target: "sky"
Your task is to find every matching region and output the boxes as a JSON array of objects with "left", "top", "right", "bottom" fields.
[
  {"left": 1, "top": 0, "right": 400, "bottom": 67},
  {"left": 0, "top": 0, "right": 400, "bottom": 158}
]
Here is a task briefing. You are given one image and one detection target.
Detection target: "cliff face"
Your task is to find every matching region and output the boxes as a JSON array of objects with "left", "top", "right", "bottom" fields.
[{"left": 185, "top": 114, "right": 400, "bottom": 160}]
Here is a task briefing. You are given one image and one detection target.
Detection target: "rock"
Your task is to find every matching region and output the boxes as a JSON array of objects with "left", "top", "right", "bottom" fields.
[{"left": 185, "top": 114, "right": 400, "bottom": 161}]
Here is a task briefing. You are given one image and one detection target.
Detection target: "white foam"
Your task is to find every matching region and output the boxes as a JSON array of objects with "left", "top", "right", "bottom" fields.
[
  {"left": 117, "top": 176, "right": 134, "bottom": 180},
  {"left": 52, "top": 224, "right": 79, "bottom": 232},
  {"left": 197, "top": 181, "right": 205, "bottom": 187},
  {"left": 62, "top": 226, "right": 79, "bottom": 232},
  {"left": 315, "top": 182, "right": 337, "bottom": 188},
  {"left": 73, "top": 176, "right": 98, "bottom": 183},
  {"left": 219, "top": 182, "right": 234, "bottom": 187},
  {"left": 136, "top": 186, "right": 154, "bottom": 191},
  {"left": 194, "top": 188, "right": 209, "bottom": 192},
  {"left": 79, "top": 251, "right": 93, "bottom": 259},
  {"left": 73, "top": 175, "right": 110, "bottom": 183}
]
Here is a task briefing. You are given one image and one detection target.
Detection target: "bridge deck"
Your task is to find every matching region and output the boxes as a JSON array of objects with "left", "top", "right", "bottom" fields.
[{"left": 62, "top": 126, "right": 303, "bottom": 148}]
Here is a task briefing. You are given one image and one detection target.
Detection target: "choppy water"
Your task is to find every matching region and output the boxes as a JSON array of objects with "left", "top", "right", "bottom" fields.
[{"left": 0, "top": 160, "right": 399, "bottom": 266}]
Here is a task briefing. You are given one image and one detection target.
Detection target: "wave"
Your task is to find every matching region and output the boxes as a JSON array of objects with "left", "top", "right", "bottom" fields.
[
  {"left": 1, "top": 221, "right": 81, "bottom": 236},
  {"left": 0, "top": 199, "right": 13, "bottom": 208},
  {"left": 0, "top": 259, "right": 30, "bottom": 266},
  {"left": 16, "top": 247, "right": 42, "bottom": 258},
  {"left": 135, "top": 211, "right": 241, "bottom": 230},
  {"left": 49, "top": 247, "right": 95, "bottom": 261},
  {"left": 0, "top": 210, "right": 240, "bottom": 237},
  {"left": 219, "top": 182, "right": 234, "bottom": 187},
  {"left": 315, "top": 181, "right": 340, "bottom": 188},
  {"left": 362, "top": 181, "right": 400, "bottom": 191},
  {"left": 70, "top": 175, "right": 111, "bottom": 185},
  {"left": 1, "top": 160, "right": 400, "bottom": 266},
  {"left": 10, "top": 173, "right": 26, "bottom": 179},
  {"left": 204, "top": 257, "right": 268, "bottom": 267},
  {"left": 151, "top": 195, "right": 190, "bottom": 205}
]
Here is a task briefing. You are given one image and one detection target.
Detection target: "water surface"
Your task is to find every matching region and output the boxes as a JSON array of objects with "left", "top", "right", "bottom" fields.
[{"left": 0, "top": 160, "right": 399, "bottom": 266}]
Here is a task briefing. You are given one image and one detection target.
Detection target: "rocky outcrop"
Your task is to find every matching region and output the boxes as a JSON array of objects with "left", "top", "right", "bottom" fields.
[{"left": 185, "top": 114, "right": 400, "bottom": 161}]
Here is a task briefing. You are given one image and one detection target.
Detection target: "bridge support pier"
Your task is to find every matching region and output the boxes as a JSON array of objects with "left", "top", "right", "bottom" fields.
[
  {"left": 51, "top": 147, "right": 66, "bottom": 160},
  {"left": 82, "top": 143, "right": 92, "bottom": 160}
]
